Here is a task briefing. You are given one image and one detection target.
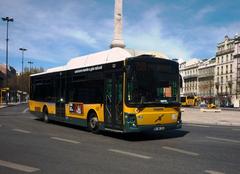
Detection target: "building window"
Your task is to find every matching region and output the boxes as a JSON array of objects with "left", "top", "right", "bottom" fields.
[
  {"left": 226, "top": 65, "right": 228, "bottom": 73},
  {"left": 230, "top": 64, "right": 232, "bottom": 73},
  {"left": 221, "top": 56, "right": 223, "bottom": 63},
  {"left": 217, "top": 67, "right": 219, "bottom": 75},
  {"left": 221, "top": 66, "right": 223, "bottom": 74},
  {"left": 217, "top": 77, "right": 219, "bottom": 82},
  {"left": 226, "top": 55, "right": 228, "bottom": 62},
  {"left": 226, "top": 75, "right": 228, "bottom": 81},
  {"left": 221, "top": 76, "right": 223, "bottom": 83}
]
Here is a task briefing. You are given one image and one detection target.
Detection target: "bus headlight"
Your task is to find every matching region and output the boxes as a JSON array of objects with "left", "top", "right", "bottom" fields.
[{"left": 125, "top": 114, "right": 137, "bottom": 128}]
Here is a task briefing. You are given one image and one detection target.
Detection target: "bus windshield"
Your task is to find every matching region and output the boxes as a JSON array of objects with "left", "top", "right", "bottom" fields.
[{"left": 126, "top": 58, "right": 179, "bottom": 107}]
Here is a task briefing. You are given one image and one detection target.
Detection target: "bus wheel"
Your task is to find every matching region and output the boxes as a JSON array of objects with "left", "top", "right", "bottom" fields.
[
  {"left": 88, "top": 112, "right": 99, "bottom": 133},
  {"left": 43, "top": 108, "right": 49, "bottom": 123}
]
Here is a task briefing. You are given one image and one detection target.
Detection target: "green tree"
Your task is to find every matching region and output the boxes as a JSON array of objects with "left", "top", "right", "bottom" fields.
[{"left": 17, "top": 67, "right": 44, "bottom": 93}]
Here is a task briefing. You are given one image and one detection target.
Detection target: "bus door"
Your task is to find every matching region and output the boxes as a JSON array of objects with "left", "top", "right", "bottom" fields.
[
  {"left": 104, "top": 71, "right": 123, "bottom": 130},
  {"left": 56, "top": 72, "right": 66, "bottom": 117}
]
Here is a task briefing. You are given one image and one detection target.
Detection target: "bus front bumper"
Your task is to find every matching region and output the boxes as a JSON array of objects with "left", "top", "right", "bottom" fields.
[{"left": 124, "top": 122, "right": 182, "bottom": 133}]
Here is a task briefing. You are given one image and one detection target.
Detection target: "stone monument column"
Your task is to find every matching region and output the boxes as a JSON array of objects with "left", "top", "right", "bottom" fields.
[{"left": 110, "top": 0, "right": 126, "bottom": 48}]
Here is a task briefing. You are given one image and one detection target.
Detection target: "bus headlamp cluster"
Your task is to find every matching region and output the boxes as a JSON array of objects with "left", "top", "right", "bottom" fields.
[{"left": 125, "top": 114, "right": 137, "bottom": 128}]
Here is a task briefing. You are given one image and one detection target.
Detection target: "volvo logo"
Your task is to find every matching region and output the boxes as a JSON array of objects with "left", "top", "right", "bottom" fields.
[{"left": 155, "top": 114, "right": 164, "bottom": 123}]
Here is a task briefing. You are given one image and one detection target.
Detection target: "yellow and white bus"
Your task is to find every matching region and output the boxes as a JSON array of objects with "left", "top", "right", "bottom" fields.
[{"left": 29, "top": 48, "right": 182, "bottom": 133}]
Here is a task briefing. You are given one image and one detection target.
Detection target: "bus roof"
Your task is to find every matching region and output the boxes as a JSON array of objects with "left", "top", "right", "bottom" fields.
[{"left": 31, "top": 47, "right": 169, "bottom": 76}]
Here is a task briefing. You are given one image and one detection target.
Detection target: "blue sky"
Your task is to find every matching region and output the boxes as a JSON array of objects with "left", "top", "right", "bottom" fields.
[{"left": 0, "top": 0, "right": 240, "bottom": 72}]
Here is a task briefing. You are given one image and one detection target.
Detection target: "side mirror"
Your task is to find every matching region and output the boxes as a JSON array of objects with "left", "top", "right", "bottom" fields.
[
  {"left": 125, "top": 65, "right": 131, "bottom": 74},
  {"left": 179, "top": 74, "right": 183, "bottom": 88}
]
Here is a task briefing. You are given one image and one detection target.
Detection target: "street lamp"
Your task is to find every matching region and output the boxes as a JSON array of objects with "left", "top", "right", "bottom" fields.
[
  {"left": 27, "top": 61, "right": 33, "bottom": 72},
  {"left": 2, "top": 16, "right": 14, "bottom": 105},
  {"left": 19, "top": 48, "right": 27, "bottom": 74}
]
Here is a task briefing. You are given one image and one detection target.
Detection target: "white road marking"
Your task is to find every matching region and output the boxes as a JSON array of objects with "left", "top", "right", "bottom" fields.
[
  {"left": 0, "top": 159, "right": 40, "bottom": 173},
  {"left": 22, "top": 108, "right": 29, "bottom": 113},
  {"left": 205, "top": 170, "right": 225, "bottom": 174},
  {"left": 189, "top": 124, "right": 210, "bottom": 128},
  {"left": 162, "top": 146, "right": 199, "bottom": 156},
  {"left": 12, "top": 129, "right": 31, "bottom": 134},
  {"left": 206, "top": 136, "right": 240, "bottom": 143},
  {"left": 108, "top": 149, "right": 152, "bottom": 159},
  {"left": 0, "top": 124, "right": 2, "bottom": 127},
  {"left": 51, "top": 137, "right": 80, "bottom": 144},
  {"left": 232, "top": 128, "right": 240, "bottom": 131}
]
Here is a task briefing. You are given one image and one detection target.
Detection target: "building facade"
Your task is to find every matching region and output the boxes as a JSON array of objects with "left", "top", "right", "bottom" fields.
[
  {"left": 180, "top": 35, "right": 240, "bottom": 107},
  {"left": 198, "top": 57, "right": 215, "bottom": 103},
  {"left": 233, "top": 35, "right": 240, "bottom": 107},
  {"left": 180, "top": 59, "right": 201, "bottom": 96},
  {"left": 214, "top": 35, "right": 236, "bottom": 107},
  {"left": 0, "top": 64, "right": 17, "bottom": 87}
]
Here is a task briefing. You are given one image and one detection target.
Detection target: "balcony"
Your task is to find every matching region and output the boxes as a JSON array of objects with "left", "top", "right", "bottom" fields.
[
  {"left": 198, "top": 74, "right": 214, "bottom": 78},
  {"left": 216, "top": 48, "right": 234, "bottom": 56},
  {"left": 183, "top": 74, "right": 198, "bottom": 79}
]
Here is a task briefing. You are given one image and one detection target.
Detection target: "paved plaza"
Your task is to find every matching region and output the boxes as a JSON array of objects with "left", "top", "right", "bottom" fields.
[
  {"left": 0, "top": 104, "right": 240, "bottom": 174},
  {"left": 182, "top": 107, "right": 240, "bottom": 126}
]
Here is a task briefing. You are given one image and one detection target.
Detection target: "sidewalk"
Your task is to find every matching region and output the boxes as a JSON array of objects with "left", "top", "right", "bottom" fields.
[
  {"left": 184, "top": 106, "right": 240, "bottom": 111},
  {"left": 182, "top": 108, "right": 240, "bottom": 126},
  {"left": 0, "top": 102, "right": 25, "bottom": 109}
]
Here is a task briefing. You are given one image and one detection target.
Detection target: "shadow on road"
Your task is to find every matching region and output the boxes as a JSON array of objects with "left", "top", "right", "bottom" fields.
[
  {"left": 101, "top": 130, "right": 189, "bottom": 142},
  {"left": 35, "top": 118, "right": 189, "bottom": 141},
  {"left": 35, "top": 118, "right": 88, "bottom": 131}
]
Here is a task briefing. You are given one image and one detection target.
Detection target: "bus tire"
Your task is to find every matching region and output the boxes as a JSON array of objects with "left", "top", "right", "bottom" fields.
[
  {"left": 87, "top": 111, "right": 99, "bottom": 133},
  {"left": 43, "top": 107, "right": 49, "bottom": 123}
]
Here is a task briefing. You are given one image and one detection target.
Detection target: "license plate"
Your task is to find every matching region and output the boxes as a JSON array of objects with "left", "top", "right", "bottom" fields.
[{"left": 154, "top": 126, "right": 165, "bottom": 131}]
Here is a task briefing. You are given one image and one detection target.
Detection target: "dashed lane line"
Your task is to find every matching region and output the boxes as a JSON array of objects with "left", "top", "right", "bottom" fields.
[
  {"left": 162, "top": 146, "right": 199, "bottom": 156},
  {"left": 51, "top": 137, "right": 80, "bottom": 144},
  {"left": 12, "top": 129, "right": 31, "bottom": 134},
  {"left": 0, "top": 159, "right": 40, "bottom": 173},
  {"left": 205, "top": 170, "right": 225, "bottom": 174},
  {"left": 108, "top": 149, "right": 152, "bottom": 159},
  {"left": 232, "top": 128, "right": 240, "bottom": 131},
  {"left": 22, "top": 108, "right": 29, "bottom": 114},
  {"left": 206, "top": 136, "right": 240, "bottom": 143}
]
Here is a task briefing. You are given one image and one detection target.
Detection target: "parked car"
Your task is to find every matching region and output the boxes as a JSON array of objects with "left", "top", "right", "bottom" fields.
[{"left": 220, "top": 104, "right": 234, "bottom": 108}]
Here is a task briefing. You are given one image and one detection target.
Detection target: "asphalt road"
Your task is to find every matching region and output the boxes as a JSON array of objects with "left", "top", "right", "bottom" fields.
[{"left": 0, "top": 104, "right": 239, "bottom": 174}]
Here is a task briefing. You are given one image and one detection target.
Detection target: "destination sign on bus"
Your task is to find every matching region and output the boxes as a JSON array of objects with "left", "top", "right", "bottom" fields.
[{"left": 74, "top": 65, "right": 102, "bottom": 74}]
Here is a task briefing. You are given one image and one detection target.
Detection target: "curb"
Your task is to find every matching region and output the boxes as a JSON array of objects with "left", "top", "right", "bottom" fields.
[
  {"left": 182, "top": 107, "right": 240, "bottom": 112},
  {"left": 200, "top": 108, "right": 221, "bottom": 112},
  {"left": 183, "top": 121, "right": 240, "bottom": 127},
  {"left": 0, "top": 103, "right": 22, "bottom": 109}
]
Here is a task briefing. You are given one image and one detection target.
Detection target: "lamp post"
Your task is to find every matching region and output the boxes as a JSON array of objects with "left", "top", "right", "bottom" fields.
[
  {"left": 27, "top": 61, "right": 33, "bottom": 72},
  {"left": 2, "top": 16, "right": 14, "bottom": 105},
  {"left": 19, "top": 48, "right": 27, "bottom": 74}
]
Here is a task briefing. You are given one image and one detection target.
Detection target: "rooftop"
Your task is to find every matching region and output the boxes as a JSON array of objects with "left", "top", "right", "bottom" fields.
[{"left": 32, "top": 47, "right": 169, "bottom": 76}]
